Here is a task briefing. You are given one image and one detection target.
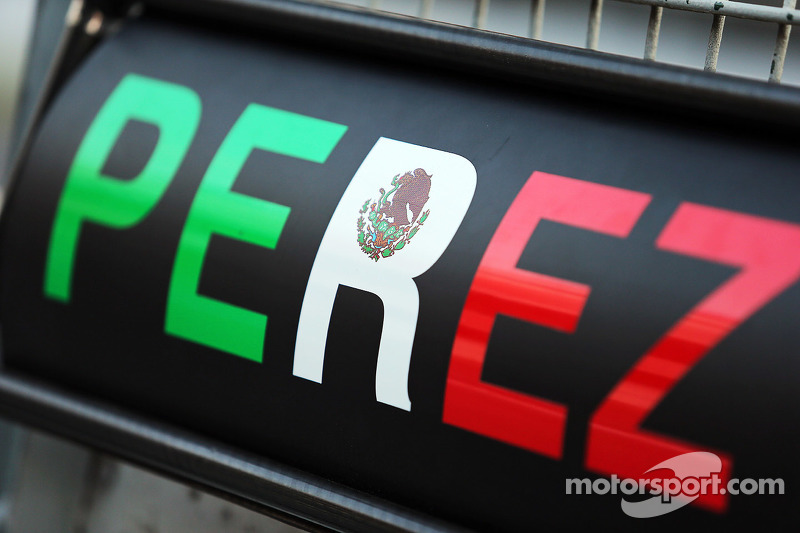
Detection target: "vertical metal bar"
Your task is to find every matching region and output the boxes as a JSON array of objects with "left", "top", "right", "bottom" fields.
[
  {"left": 770, "top": 0, "right": 796, "bottom": 82},
  {"left": 474, "top": 0, "right": 490, "bottom": 29},
  {"left": 705, "top": 14, "right": 726, "bottom": 71},
  {"left": 587, "top": 0, "right": 604, "bottom": 50},
  {"left": 419, "top": 0, "right": 434, "bottom": 19},
  {"left": 644, "top": 6, "right": 662, "bottom": 60},
  {"left": 65, "top": 0, "right": 85, "bottom": 27},
  {"left": 530, "top": 0, "right": 545, "bottom": 39}
]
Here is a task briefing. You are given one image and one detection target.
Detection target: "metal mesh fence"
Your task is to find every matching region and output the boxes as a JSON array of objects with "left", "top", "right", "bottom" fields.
[{"left": 325, "top": 0, "right": 800, "bottom": 85}]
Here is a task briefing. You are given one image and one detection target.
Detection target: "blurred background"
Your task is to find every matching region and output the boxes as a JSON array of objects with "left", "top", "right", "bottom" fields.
[{"left": 0, "top": 0, "right": 36, "bottom": 186}]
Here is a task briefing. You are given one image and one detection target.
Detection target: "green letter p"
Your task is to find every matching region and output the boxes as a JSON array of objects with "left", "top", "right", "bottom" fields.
[{"left": 44, "top": 74, "right": 201, "bottom": 302}]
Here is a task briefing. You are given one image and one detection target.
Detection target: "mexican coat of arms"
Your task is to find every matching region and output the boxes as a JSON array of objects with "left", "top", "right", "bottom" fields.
[{"left": 357, "top": 168, "right": 432, "bottom": 261}]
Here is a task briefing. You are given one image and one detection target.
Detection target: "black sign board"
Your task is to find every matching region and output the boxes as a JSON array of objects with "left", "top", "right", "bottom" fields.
[{"left": 1, "top": 1, "right": 799, "bottom": 531}]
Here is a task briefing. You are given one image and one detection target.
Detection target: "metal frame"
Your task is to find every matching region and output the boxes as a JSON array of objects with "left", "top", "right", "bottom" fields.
[
  {"left": 141, "top": 0, "right": 800, "bottom": 124},
  {"left": 0, "top": 370, "right": 464, "bottom": 533},
  {"left": 581, "top": 0, "right": 796, "bottom": 80},
  {"left": 594, "top": 0, "right": 798, "bottom": 81},
  {"left": 2, "top": 0, "right": 800, "bottom": 531},
  {"left": 358, "top": 0, "right": 799, "bottom": 83}
]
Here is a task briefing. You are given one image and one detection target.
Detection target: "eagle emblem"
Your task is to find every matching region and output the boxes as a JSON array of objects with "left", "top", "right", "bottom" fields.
[{"left": 357, "top": 168, "right": 432, "bottom": 261}]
